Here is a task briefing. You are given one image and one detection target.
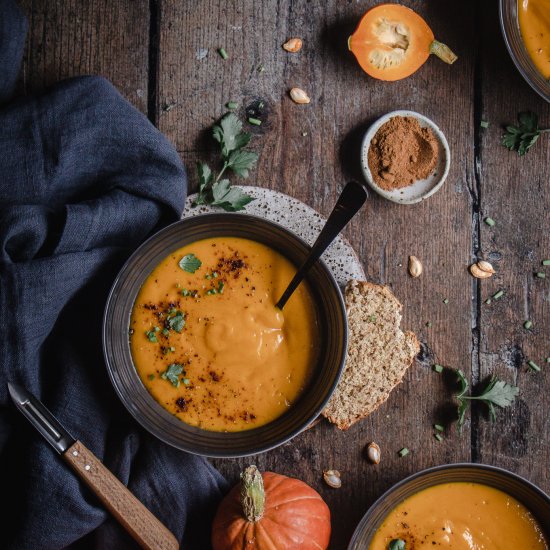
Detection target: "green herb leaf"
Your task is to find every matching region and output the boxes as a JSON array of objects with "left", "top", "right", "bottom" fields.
[
  {"left": 388, "top": 540, "right": 406, "bottom": 550},
  {"left": 168, "top": 311, "right": 185, "bottom": 333},
  {"left": 161, "top": 363, "right": 184, "bottom": 387},
  {"left": 212, "top": 113, "right": 251, "bottom": 158},
  {"left": 194, "top": 162, "right": 214, "bottom": 206},
  {"left": 210, "top": 179, "right": 255, "bottom": 211},
  {"left": 146, "top": 329, "right": 158, "bottom": 343},
  {"left": 226, "top": 149, "right": 259, "bottom": 178},
  {"left": 501, "top": 111, "right": 547, "bottom": 156},
  {"left": 454, "top": 371, "right": 518, "bottom": 432},
  {"left": 179, "top": 253, "right": 202, "bottom": 273}
]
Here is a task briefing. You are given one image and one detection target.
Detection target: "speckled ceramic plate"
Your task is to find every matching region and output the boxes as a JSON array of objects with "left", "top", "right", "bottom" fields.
[{"left": 184, "top": 186, "right": 365, "bottom": 286}]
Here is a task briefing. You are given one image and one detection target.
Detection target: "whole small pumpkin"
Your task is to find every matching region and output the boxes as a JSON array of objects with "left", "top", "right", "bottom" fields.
[{"left": 212, "top": 465, "right": 331, "bottom": 549}]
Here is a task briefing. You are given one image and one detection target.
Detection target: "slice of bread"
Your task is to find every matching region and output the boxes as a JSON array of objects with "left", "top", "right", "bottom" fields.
[{"left": 322, "top": 280, "right": 419, "bottom": 430}]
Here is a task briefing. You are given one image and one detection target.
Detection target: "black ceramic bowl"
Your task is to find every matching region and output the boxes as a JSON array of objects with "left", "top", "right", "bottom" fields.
[
  {"left": 348, "top": 463, "right": 550, "bottom": 548},
  {"left": 103, "top": 214, "right": 347, "bottom": 458}
]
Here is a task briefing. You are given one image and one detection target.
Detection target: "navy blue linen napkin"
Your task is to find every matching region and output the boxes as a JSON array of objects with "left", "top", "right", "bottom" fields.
[{"left": 0, "top": 1, "right": 227, "bottom": 548}]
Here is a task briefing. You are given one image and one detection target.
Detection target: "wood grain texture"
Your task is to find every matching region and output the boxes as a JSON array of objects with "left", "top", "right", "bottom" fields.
[
  {"left": 158, "top": 1, "right": 476, "bottom": 546},
  {"left": 64, "top": 441, "right": 179, "bottom": 550},
  {"left": 18, "top": 0, "right": 149, "bottom": 112},
  {"left": 474, "top": 1, "right": 550, "bottom": 493}
]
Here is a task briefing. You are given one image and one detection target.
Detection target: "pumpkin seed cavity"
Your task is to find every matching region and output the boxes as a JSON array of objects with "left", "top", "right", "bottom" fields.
[{"left": 369, "top": 18, "right": 410, "bottom": 69}]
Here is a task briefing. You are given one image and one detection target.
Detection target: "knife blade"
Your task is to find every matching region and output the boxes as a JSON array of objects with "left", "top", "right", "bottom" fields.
[{"left": 7, "top": 382, "right": 179, "bottom": 550}]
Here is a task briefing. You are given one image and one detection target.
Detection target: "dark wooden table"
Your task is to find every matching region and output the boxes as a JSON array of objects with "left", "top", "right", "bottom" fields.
[{"left": 19, "top": 1, "right": 549, "bottom": 548}]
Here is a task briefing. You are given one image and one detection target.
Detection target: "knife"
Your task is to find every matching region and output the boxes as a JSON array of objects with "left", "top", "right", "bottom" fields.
[{"left": 7, "top": 382, "right": 179, "bottom": 550}]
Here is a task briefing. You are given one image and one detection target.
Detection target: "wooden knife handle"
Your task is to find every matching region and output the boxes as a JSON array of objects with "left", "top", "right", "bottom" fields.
[{"left": 63, "top": 440, "right": 179, "bottom": 550}]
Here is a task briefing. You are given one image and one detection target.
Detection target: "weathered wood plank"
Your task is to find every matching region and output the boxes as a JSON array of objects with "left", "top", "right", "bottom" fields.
[
  {"left": 159, "top": 1, "right": 475, "bottom": 546},
  {"left": 18, "top": 0, "right": 149, "bottom": 113},
  {"left": 475, "top": 2, "right": 550, "bottom": 493}
]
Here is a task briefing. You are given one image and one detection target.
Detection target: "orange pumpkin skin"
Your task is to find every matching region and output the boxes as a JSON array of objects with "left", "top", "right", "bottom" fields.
[
  {"left": 348, "top": 4, "right": 455, "bottom": 81},
  {"left": 211, "top": 471, "right": 331, "bottom": 550}
]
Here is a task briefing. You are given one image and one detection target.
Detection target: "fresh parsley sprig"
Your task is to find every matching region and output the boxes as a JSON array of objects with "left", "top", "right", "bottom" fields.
[
  {"left": 454, "top": 369, "right": 518, "bottom": 432},
  {"left": 193, "top": 113, "right": 257, "bottom": 211},
  {"left": 501, "top": 111, "right": 549, "bottom": 156}
]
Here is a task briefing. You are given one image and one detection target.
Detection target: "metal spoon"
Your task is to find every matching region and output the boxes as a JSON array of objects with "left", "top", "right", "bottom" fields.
[{"left": 276, "top": 181, "right": 368, "bottom": 310}]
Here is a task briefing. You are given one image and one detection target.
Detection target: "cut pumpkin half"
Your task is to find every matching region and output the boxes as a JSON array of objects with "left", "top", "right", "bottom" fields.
[{"left": 348, "top": 4, "right": 457, "bottom": 81}]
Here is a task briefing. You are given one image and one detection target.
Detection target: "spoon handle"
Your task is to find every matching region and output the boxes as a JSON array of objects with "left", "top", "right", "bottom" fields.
[{"left": 276, "top": 181, "right": 368, "bottom": 309}]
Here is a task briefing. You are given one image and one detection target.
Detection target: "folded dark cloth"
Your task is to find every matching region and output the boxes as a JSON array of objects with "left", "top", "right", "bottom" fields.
[{"left": 0, "top": 1, "right": 227, "bottom": 548}]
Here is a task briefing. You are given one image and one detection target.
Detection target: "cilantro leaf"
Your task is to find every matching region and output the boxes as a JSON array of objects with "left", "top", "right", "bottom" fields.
[
  {"left": 161, "top": 363, "right": 184, "bottom": 387},
  {"left": 465, "top": 378, "right": 519, "bottom": 408},
  {"left": 211, "top": 180, "right": 255, "bottom": 211},
  {"left": 168, "top": 311, "right": 185, "bottom": 333},
  {"left": 212, "top": 113, "right": 251, "bottom": 157},
  {"left": 501, "top": 111, "right": 548, "bottom": 156},
  {"left": 453, "top": 370, "right": 518, "bottom": 433},
  {"left": 194, "top": 162, "right": 213, "bottom": 205},
  {"left": 179, "top": 253, "right": 202, "bottom": 273},
  {"left": 226, "top": 149, "right": 259, "bottom": 178},
  {"left": 389, "top": 540, "right": 406, "bottom": 550}
]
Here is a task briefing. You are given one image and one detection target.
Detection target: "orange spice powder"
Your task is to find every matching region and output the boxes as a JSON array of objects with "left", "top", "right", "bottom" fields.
[{"left": 367, "top": 116, "right": 439, "bottom": 191}]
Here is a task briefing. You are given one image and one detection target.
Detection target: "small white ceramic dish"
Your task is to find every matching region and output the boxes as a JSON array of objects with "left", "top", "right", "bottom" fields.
[{"left": 360, "top": 110, "right": 451, "bottom": 205}]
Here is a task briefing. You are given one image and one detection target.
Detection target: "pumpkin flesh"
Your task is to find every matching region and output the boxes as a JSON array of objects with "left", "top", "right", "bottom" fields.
[{"left": 348, "top": 4, "right": 456, "bottom": 81}]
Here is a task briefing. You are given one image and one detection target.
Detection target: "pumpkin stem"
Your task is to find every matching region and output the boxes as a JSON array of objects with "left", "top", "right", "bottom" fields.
[
  {"left": 240, "top": 465, "right": 265, "bottom": 522},
  {"left": 429, "top": 40, "right": 458, "bottom": 65}
]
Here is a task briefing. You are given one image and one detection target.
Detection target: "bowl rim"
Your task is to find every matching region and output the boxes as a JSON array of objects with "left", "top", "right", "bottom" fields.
[
  {"left": 102, "top": 212, "right": 348, "bottom": 457},
  {"left": 499, "top": 0, "right": 550, "bottom": 103},
  {"left": 348, "top": 461, "right": 550, "bottom": 548},
  {"left": 360, "top": 110, "right": 451, "bottom": 205}
]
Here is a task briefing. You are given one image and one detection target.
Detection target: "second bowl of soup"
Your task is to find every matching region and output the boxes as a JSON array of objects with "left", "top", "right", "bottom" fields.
[{"left": 103, "top": 214, "right": 347, "bottom": 457}]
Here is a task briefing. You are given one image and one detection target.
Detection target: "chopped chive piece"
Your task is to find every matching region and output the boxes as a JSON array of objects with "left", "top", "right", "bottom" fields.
[
  {"left": 443, "top": 298, "right": 449, "bottom": 304},
  {"left": 301, "top": 131, "right": 308, "bottom": 136},
  {"left": 546, "top": 358, "right": 550, "bottom": 363},
  {"left": 492, "top": 290, "right": 504, "bottom": 300},
  {"left": 368, "top": 314, "right": 377, "bottom": 322},
  {"left": 480, "top": 120, "right": 489, "bottom": 128},
  {"left": 528, "top": 360, "right": 541, "bottom": 372},
  {"left": 484, "top": 217, "right": 496, "bottom": 227},
  {"left": 183, "top": 378, "right": 190, "bottom": 385},
  {"left": 434, "top": 424, "right": 445, "bottom": 432},
  {"left": 542, "top": 259, "right": 550, "bottom": 266},
  {"left": 148, "top": 374, "right": 155, "bottom": 381},
  {"left": 146, "top": 330, "right": 158, "bottom": 343},
  {"left": 535, "top": 272, "right": 546, "bottom": 279},
  {"left": 169, "top": 346, "right": 175, "bottom": 352},
  {"left": 248, "top": 117, "right": 262, "bottom": 126},
  {"left": 523, "top": 320, "right": 533, "bottom": 330},
  {"left": 181, "top": 289, "right": 189, "bottom": 296},
  {"left": 398, "top": 447, "right": 409, "bottom": 457},
  {"left": 426, "top": 321, "right": 432, "bottom": 327},
  {"left": 169, "top": 308, "right": 176, "bottom": 315},
  {"left": 218, "top": 47, "right": 228, "bottom": 60},
  {"left": 162, "top": 328, "right": 169, "bottom": 337},
  {"left": 213, "top": 271, "right": 219, "bottom": 278},
  {"left": 175, "top": 283, "right": 180, "bottom": 288},
  {"left": 211, "top": 288, "right": 217, "bottom": 294},
  {"left": 226, "top": 101, "right": 238, "bottom": 110},
  {"left": 153, "top": 326, "right": 160, "bottom": 332},
  {"left": 433, "top": 364, "right": 444, "bottom": 373},
  {"left": 434, "top": 434, "right": 444, "bottom": 442},
  {"left": 485, "top": 298, "right": 492, "bottom": 304},
  {"left": 218, "top": 282, "right": 225, "bottom": 293},
  {"left": 205, "top": 273, "right": 212, "bottom": 279},
  {"left": 258, "top": 64, "right": 265, "bottom": 73}
]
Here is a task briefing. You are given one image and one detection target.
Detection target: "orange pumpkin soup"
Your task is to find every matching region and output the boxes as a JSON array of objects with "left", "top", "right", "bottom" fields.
[
  {"left": 518, "top": 0, "right": 550, "bottom": 79},
  {"left": 129, "top": 237, "right": 318, "bottom": 432},
  {"left": 369, "top": 482, "right": 548, "bottom": 549}
]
